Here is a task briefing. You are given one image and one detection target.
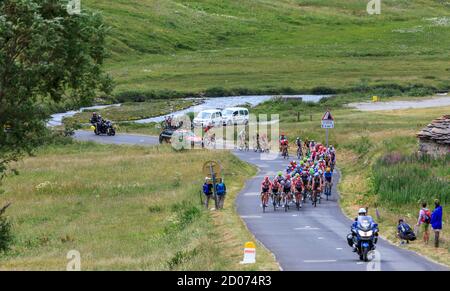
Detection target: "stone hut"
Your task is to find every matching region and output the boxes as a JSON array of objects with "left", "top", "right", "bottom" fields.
[{"left": 417, "top": 115, "right": 450, "bottom": 157}]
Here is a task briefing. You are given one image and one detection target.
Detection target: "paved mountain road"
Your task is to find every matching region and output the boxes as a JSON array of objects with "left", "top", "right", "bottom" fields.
[{"left": 73, "top": 131, "right": 447, "bottom": 271}]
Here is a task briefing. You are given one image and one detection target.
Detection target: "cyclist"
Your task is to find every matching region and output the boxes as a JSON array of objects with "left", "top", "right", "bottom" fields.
[
  {"left": 280, "top": 133, "right": 288, "bottom": 145},
  {"left": 282, "top": 174, "right": 292, "bottom": 207},
  {"left": 330, "top": 150, "right": 336, "bottom": 170},
  {"left": 289, "top": 160, "right": 297, "bottom": 171},
  {"left": 260, "top": 176, "right": 272, "bottom": 208},
  {"left": 312, "top": 172, "right": 322, "bottom": 205},
  {"left": 272, "top": 177, "right": 282, "bottom": 207},
  {"left": 292, "top": 173, "right": 304, "bottom": 208},
  {"left": 301, "top": 170, "right": 311, "bottom": 201},
  {"left": 275, "top": 171, "right": 285, "bottom": 183},
  {"left": 324, "top": 167, "right": 333, "bottom": 198},
  {"left": 296, "top": 137, "right": 303, "bottom": 159},
  {"left": 280, "top": 141, "right": 289, "bottom": 158}
]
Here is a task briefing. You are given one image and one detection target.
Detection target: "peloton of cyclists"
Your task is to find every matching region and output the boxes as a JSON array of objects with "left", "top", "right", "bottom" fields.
[{"left": 259, "top": 140, "right": 336, "bottom": 210}]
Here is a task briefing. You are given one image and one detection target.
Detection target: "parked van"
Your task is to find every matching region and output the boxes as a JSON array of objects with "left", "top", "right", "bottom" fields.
[
  {"left": 193, "top": 109, "right": 223, "bottom": 127},
  {"left": 222, "top": 107, "right": 249, "bottom": 126}
]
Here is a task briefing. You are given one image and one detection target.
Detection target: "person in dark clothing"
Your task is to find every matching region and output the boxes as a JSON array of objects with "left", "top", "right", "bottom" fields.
[
  {"left": 202, "top": 177, "right": 214, "bottom": 209},
  {"left": 397, "top": 219, "right": 416, "bottom": 245},
  {"left": 90, "top": 112, "right": 101, "bottom": 125}
]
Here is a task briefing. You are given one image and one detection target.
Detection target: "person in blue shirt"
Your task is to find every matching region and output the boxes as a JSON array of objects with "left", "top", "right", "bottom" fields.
[
  {"left": 431, "top": 199, "right": 443, "bottom": 248},
  {"left": 324, "top": 167, "right": 333, "bottom": 183},
  {"left": 202, "top": 177, "right": 213, "bottom": 208},
  {"left": 216, "top": 178, "right": 227, "bottom": 210}
]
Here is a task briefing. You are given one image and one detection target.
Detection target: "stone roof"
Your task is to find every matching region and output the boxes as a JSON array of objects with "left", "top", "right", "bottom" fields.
[{"left": 417, "top": 115, "right": 450, "bottom": 144}]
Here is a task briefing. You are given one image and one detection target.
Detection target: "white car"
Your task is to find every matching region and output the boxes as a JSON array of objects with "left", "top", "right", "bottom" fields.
[
  {"left": 193, "top": 109, "right": 223, "bottom": 127},
  {"left": 222, "top": 107, "right": 249, "bottom": 126}
]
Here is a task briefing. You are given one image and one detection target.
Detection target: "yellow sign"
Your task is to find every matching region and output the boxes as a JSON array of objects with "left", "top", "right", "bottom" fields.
[
  {"left": 245, "top": 242, "right": 256, "bottom": 249},
  {"left": 372, "top": 96, "right": 379, "bottom": 102},
  {"left": 202, "top": 161, "right": 222, "bottom": 179}
]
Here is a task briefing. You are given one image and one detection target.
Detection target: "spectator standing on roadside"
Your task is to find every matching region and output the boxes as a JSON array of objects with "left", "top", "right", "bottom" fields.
[
  {"left": 202, "top": 177, "right": 213, "bottom": 209},
  {"left": 431, "top": 199, "right": 443, "bottom": 248},
  {"left": 416, "top": 202, "right": 431, "bottom": 244},
  {"left": 216, "top": 178, "right": 227, "bottom": 210}
]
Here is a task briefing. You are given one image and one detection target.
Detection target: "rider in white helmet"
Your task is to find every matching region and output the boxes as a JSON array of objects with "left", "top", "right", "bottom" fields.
[{"left": 349, "top": 207, "right": 378, "bottom": 252}]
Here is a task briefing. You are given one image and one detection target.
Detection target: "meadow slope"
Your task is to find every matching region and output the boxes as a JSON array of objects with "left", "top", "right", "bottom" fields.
[{"left": 84, "top": 0, "right": 450, "bottom": 96}]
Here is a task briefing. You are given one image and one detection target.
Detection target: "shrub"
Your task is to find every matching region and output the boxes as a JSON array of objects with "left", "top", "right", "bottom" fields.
[
  {"left": 0, "top": 204, "right": 13, "bottom": 253},
  {"left": 311, "top": 86, "right": 337, "bottom": 95}
]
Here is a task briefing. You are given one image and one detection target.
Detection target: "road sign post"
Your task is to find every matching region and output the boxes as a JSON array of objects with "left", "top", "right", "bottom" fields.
[
  {"left": 321, "top": 111, "right": 334, "bottom": 148},
  {"left": 203, "top": 161, "right": 222, "bottom": 210}
]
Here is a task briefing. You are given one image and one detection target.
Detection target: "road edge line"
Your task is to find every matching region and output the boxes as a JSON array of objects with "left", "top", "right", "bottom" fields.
[{"left": 234, "top": 162, "right": 283, "bottom": 271}]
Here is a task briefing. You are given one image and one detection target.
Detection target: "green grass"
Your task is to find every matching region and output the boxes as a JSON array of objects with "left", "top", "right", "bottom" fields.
[
  {"left": 83, "top": 0, "right": 450, "bottom": 96},
  {"left": 0, "top": 142, "right": 278, "bottom": 270},
  {"left": 372, "top": 153, "right": 450, "bottom": 205}
]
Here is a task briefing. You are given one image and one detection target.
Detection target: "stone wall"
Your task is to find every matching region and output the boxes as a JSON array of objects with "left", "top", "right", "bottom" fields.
[{"left": 418, "top": 139, "right": 450, "bottom": 157}]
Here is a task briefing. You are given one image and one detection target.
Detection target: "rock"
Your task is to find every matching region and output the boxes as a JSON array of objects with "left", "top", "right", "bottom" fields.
[{"left": 417, "top": 115, "right": 450, "bottom": 156}]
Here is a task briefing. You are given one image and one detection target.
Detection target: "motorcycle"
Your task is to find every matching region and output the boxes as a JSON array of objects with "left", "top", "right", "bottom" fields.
[
  {"left": 348, "top": 216, "right": 379, "bottom": 262},
  {"left": 92, "top": 120, "right": 116, "bottom": 136}
]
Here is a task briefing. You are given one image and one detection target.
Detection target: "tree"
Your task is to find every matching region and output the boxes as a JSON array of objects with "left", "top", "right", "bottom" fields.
[
  {"left": 0, "top": 0, "right": 112, "bottom": 178},
  {"left": 0, "top": 0, "right": 113, "bottom": 224}
]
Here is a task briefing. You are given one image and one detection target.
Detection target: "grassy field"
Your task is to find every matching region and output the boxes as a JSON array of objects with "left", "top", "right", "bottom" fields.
[
  {"left": 83, "top": 0, "right": 450, "bottom": 96},
  {"left": 0, "top": 142, "right": 278, "bottom": 270},
  {"left": 250, "top": 99, "right": 450, "bottom": 266}
]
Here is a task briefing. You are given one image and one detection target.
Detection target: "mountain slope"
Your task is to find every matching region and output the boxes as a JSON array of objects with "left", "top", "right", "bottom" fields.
[{"left": 84, "top": 0, "right": 450, "bottom": 95}]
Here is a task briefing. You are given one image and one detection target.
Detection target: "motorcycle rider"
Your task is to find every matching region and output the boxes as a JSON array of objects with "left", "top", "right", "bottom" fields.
[
  {"left": 349, "top": 208, "right": 378, "bottom": 252},
  {"left": 90, "top": 112, "right": 101, "bottom": 125}
]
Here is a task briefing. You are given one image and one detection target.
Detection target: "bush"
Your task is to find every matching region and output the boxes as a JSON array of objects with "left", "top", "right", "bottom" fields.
[
  {"left": 0, "top": 204, "right": 13, "bottom": 253},
  {"left": 311, "top": 86, "right": 337, "bottom": 95}
]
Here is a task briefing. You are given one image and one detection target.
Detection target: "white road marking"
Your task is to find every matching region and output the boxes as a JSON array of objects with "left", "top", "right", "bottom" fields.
[
  {"left": 140, "top": 139, "right": 145, "bottom": 142},
  {"left": 356, "top": 262, "right": 364, "bottom": 265},
  {"left": 318, "top": 237, "right": 324, "bottom": 240},
  {"left": 244, "top": 192, "right": 260, "bottom": 196},
  {"left": 294, "top": 226, "right": 320, "bottom": 230},
  {"left": 241, "top": 215, "right": 262, "bottom": 219},
  {"left": 292, "top": 214, "right": 298, "bottom": 217},
  {"left": 336, "top": 248, "right": 343, "bottom": 251},
  {"left": 304, "top": 260, "right": 337, "bottom": 263}
]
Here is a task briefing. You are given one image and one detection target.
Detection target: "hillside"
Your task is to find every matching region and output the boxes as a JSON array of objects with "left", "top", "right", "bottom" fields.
[{"left": 84, "top": 0, "right": 450, "bottom": 96}]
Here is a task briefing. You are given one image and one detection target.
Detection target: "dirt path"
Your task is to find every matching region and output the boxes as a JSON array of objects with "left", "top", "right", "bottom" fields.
[{"left": 348, "top": 95, "right": 450, "bottom": 111}]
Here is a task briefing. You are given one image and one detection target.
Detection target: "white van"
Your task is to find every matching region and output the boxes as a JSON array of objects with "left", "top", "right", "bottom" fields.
[
  {"left": 221, "top": 107, "right": 249, "bottom": 126},
  {"left": 193, "top": 109, "right": 223, "bottom": 127}
]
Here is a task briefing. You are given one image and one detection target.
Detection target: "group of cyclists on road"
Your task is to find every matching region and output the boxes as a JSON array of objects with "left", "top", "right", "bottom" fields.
[{"left": 260, "top": 136, "right": 337, "bottom": 212}]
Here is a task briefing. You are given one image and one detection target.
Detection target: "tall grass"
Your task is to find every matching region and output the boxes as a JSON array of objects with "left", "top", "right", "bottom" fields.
[
  {"left": 372, "top": 153, "right": 449, "bottom": 205},
  {"left": 0, "top": 142, "right": 277, "bottom": 270}
]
